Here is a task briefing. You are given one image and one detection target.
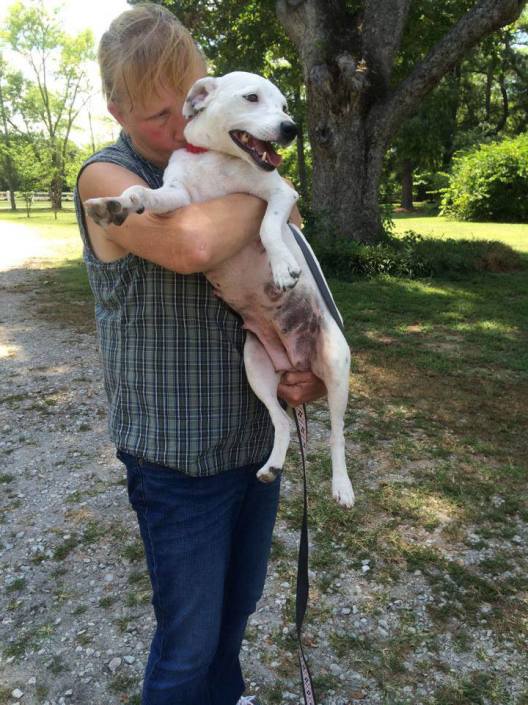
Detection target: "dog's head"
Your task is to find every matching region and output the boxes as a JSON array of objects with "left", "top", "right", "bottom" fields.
[{"left": 183, "top": 71, "right": 297, "bottom": 171}]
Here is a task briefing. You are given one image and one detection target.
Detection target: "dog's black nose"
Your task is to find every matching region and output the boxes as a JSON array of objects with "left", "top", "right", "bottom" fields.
[{"left": 280, "top": 121, "right": 298, "bottom": 142}]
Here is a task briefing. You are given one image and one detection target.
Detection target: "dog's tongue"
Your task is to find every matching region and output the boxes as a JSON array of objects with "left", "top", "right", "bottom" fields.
[{"left": 252, "top": 136, "right": 282, "bottom": 167}]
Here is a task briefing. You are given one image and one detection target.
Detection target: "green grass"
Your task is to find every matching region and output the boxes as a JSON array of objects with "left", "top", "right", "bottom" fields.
[
  {"left": 393, "top": 202, "right": 528, "bottom": 253},
  {"left": 0, "top": 207, "right": 79, "bottom": 238}
]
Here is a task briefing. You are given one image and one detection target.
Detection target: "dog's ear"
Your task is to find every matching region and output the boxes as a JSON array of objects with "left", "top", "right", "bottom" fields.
[{"left": 183, "top": 77, "right": 218, "bottom": 119}]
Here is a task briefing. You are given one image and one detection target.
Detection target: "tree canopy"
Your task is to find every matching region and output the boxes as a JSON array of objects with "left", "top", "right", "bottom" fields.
[{"left": 0, "top": 0, "right": 95, "bottom": 208}]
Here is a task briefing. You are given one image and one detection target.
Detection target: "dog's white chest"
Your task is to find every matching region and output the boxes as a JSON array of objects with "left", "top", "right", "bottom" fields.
[{"left": 164, "top": 150, "right": 264, "bottom": 203}]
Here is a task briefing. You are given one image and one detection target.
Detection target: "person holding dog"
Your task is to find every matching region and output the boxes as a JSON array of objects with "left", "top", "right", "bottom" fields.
[{"left": 74, "top": 4, "right": 325, "bottom": 704}]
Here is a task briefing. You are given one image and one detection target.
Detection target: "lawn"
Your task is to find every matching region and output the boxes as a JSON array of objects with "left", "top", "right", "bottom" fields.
[
  {"left": 1, "top": 206, "right": 527, "bottom": 704},
  {"left": 392, "top": 202, "right": 528, "bottom": 253}
]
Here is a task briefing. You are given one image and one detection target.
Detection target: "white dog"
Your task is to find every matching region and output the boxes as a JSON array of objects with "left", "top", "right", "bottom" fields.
[{"left": 85, "top": 71, "right": 355, "bottom": 507}]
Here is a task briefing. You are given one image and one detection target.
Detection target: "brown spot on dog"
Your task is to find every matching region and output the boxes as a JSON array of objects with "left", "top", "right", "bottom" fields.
[{"left": 280, "top": 295, "right": 315, "bottom": 334}]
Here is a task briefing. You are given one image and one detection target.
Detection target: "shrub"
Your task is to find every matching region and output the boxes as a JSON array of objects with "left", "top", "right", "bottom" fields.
[
  {"left": 440, "top": 134, "right": 528, "bottom": 222},
  {"left": 311, "top": 231, "right": 523, "bottom": 280}
]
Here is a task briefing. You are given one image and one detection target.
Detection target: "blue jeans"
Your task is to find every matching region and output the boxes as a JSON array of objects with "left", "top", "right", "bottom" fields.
[{"left": 117, "top": 449, "right": 281, "bottom": 705}]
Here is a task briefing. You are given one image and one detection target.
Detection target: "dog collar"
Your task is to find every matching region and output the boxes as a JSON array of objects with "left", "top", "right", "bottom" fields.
[{"left": 185, "top": 143, "right": 208, "bottom": 154}]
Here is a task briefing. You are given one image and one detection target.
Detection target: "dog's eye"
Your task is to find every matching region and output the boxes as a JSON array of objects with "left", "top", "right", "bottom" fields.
[{"left": 244, "top": 94, "right": 259, "bottom": 103}]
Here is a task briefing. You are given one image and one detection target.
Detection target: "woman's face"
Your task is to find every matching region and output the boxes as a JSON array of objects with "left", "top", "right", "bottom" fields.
[{"left": 109, "top": 77, "right": 205, "bottom": 166}]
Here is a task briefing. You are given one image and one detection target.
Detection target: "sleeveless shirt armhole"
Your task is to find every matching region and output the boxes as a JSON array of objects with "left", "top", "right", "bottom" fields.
[{"left": 75, "top": 157, "right": 139, "bottom": 270}]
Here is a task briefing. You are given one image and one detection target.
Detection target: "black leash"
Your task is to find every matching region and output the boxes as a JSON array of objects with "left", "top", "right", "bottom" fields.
[
  {"left": 293, "top": 403, "right": 317, "bottom": 705},
  {"left": 286, "top": 223, "right": 346, "bottom": 704},
  {"left": 287, "top": 223, "right": 345, "bottom": 335}
]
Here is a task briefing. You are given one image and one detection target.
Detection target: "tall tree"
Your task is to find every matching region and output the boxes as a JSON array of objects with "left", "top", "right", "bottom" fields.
[
  {"left": 0, "top": 0, "right": 95, "bottom": 209},
  {"left": 276, "top": 0, "right": 526, "bottom": 242}
]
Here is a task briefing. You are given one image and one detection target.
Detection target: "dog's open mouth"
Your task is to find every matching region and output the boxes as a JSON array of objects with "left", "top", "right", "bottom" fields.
[{"left": 229, "top": 130, "right": 282, "bottom": 171}]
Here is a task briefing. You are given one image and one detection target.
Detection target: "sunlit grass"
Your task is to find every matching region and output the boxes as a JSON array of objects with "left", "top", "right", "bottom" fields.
[
  {"left": 393, "top": 203, "right": 528, "bottom": 253},
  {"left": 0, "top": 205, "right": 77, "bottom": 227}
]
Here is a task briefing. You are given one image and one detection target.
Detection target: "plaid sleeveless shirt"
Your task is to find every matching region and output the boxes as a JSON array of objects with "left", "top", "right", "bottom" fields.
[{"left": 74, "top": 131, "right": 274, "bottom": 476}]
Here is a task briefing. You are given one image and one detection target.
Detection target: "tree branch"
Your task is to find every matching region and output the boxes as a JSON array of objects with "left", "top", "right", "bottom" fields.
[
  {"left": 276, "top": 0, "right": 334, "bottom": 67},
  {"left": 277, "top": 0, "right": 366, "bottom": 100},
  {"left": 378, "top": 0, "right": 526, "bottom": 143},
  {"left": 362, "top": 0, "right": 412, "bottom": 92}
]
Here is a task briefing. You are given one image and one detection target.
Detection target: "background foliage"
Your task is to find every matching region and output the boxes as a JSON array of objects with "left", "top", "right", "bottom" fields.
[{"left": 440, "top": 134, "right": 528, "bottom": 222}]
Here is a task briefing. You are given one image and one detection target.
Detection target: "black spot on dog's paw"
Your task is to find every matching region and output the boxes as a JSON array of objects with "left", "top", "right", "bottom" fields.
[
  {"left": 111, "top": 209, "right": 129, "bottom": 226},
  {"left": 288, "top": 268, "right": 301, "bottom": 282},
  {"left": 107, "top": 199, "right": 124, "bottom": 214},
  {"left": 282, "top": 279, "right": 299, "bottom": 292},
  {"left": 257, "top": 467, "right": 281, "bottom": 483}
]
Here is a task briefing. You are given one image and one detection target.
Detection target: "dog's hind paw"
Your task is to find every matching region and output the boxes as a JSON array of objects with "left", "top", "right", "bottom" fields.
[
  {"left": 271, "top": 261, "right": 301, "bottom": 291},
  {"left": 256, "top": 466, "right": 281, "bottom": 483},
  {"left": 332, "top": 477, "right": 355, "bottom": 508}
]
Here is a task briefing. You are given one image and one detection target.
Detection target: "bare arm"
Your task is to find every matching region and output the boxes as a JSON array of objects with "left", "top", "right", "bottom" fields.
[{"left": 78, "top": 162, "right": 302, "bottom": 273}]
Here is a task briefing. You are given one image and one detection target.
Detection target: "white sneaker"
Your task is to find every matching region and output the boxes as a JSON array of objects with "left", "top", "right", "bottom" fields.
[{"left": 237, "top": 697, "right": 258, "bottom": 705}]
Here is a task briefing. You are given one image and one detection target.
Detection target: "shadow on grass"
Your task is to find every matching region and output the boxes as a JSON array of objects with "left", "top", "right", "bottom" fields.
[
  {"left": 332, "top": 270, "right": 528, "bottom": 464},
  {"left": 312, "top": 234, "right": 525, "bottom": 281}
]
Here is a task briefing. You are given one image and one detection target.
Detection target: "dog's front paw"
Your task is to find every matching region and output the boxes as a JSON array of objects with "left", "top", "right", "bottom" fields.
[
  {"left": 84, "top": 197, "right": 131, "bottom": 227},
  {"left": 332, "top": 477, "right": 355, "bottom": 508},
  {"left": 271, "top": 260, "right": 301, "bottom": 291},
  {"left": 121, "top": 185, "right": 148, "bottom": 213}
]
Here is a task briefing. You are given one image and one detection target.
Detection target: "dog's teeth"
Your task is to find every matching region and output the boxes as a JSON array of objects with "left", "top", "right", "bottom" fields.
[
  {"left": 262, "top": 151, "right": 267, "bottom": 162},
  {"left": 241, "top": 133, "right": 249, "bottom": 143}
]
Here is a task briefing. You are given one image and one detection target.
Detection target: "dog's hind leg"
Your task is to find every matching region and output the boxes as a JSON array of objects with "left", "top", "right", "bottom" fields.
[
  {"left": 313, "top": 324, "right": 355, "bottom": 507},
  {"left": 243, "top": 331, "right": 291, "bottom": 483}
]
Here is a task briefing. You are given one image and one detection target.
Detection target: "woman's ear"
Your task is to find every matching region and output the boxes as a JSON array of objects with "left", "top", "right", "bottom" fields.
[
  {"left": 183, "top": 77, "right": 218, "bottom": 119},
  {"left": 108, "top": 101, "right": 126, "bottom": 127}
]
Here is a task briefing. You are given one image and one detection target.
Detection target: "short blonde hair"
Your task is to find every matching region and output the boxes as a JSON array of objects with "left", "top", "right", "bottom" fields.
[{"left": 98, "top": 3, "right": 206, "bottom": 110}]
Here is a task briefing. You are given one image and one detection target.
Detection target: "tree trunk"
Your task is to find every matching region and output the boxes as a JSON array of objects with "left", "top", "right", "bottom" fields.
[
  {"left": 494, "top": 72, "right": 509, "bottom": 133},
  {"left": 442, "top": 65, "right": 462, "bottom": 170},
  {"left": 50, "top": 175, "right": 63, "bottom": 211},
  {"left": 50, "top": 146, "right": 63, "bottom": 211},
  {"left": 400, "top": 159, "right": 414, "bottom": 209},
  {"left": 296, "top": 119, "right": 309, "bottom": 203},
  {"left": 307, "top": 100, "right": 386, "bottom": 242},
  {"left": 293, "top": 86, "right": 309, "bottom": 202},
  {"left": 485, "top": 60, "right": 494, "bottom": 121}
]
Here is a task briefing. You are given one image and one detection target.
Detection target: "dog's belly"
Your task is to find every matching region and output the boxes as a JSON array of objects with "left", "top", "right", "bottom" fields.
[{"left": 206, "top": 240, "right": 322, "bottom": 372}]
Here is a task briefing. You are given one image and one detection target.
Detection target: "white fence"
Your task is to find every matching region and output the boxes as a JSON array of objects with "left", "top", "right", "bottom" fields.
[{"left": 0, "top": 191, "right": 74, "bottom": 201}]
